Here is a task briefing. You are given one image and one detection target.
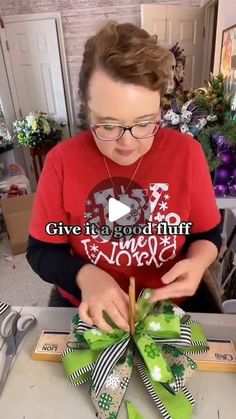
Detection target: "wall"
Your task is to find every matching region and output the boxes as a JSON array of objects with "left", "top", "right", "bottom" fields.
[
  {"left": 200, "top": 0, "right": 210, "bottom": 5},
  {"left": 213, "top": 0, "right": 236, "bottom": 74},
  {"left": 0, "top": 0, "right": 202, "bottom": 129}
]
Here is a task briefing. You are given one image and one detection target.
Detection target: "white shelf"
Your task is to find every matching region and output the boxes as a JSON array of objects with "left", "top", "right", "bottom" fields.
[{"left": 216, "top": 197, "right": 236, "bottom": 209}]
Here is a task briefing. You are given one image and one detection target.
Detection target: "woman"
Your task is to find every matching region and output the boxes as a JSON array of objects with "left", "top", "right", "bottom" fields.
[{"left": 27, "top": 21, "right": 222, "bottom": 333}]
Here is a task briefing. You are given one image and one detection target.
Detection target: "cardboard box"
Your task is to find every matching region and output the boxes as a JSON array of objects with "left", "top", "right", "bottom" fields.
[{"left": 1, "top": 193, "right": 35, "bottom": 254}]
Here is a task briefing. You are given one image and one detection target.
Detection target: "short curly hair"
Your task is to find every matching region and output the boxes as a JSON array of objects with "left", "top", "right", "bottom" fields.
[{"left": 79, "top": 21, "right": 172, "bottom": 103}]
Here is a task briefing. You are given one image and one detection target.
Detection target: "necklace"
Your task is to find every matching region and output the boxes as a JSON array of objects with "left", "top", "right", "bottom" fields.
[{"left": 103, "top": 155, "right": 144, "bottom": 197}]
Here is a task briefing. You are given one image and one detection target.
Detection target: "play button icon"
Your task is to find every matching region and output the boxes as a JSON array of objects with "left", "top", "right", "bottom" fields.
[
  {"left": 108, "top": 198, "right": 131, "bottom": 222},
  {"left": 85, "top": 176, "right": 151, "bottom": 241}
]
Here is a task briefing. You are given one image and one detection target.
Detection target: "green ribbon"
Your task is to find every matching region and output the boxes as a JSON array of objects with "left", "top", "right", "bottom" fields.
[
  {"left": 62, "top": 290, "right": 209, "bottom": 419},
  {"left": 126, "top": 401, "right": 144, "bottom": 419}
]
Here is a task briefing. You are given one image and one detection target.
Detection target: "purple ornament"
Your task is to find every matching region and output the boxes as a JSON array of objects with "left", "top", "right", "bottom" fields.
[
  {"left": 218, "top": 150, "right": 233, "bottom": 167},
  {"left": 214, "top": 135, "right": 229, "bottom": 148},
  {"left": 215, "top": 136, "right": 233, "bottom": 154},
  {"left": 229, "top": 184, "right": 236, "bottom": 196},
  {"left": 231, "top": 167, "right": 236, "bottom": 182},
  {"left": 212, "top": 133, "right": 220, "bottom": 141},
  {"left": 214, "top": 184, "right": 229, "bottom": 197},
  {"left": 232, "top": 152, "right": 236, "bottom": 166},
  {"left": 214, "top": 167, "right": 230, "bottom": 184}
]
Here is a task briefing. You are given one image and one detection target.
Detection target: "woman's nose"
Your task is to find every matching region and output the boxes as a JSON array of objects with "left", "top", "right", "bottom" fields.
[{"left": 117, "top": 129, "right": 134, "bottom": 146}]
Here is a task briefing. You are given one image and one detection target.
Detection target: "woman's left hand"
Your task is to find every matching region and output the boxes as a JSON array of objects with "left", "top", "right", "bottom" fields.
[{"left": 151, "top": 258, "right": 205, "bottom": 303}]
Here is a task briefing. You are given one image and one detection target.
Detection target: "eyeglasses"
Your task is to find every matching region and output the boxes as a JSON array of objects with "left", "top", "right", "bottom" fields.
[{"left": 91, "top": 121, "right": 161, "bottom": 141}]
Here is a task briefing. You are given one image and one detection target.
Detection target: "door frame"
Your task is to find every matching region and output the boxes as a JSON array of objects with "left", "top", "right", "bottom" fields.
[
  {"left": 0, "top": 41, "right": 16, "bottom": 133},
  {"left": 201, "top": 0, "right": 218, "bottom": 84},
  {"left": 0, "top": 12, "right": 74, "bottom": 136}
]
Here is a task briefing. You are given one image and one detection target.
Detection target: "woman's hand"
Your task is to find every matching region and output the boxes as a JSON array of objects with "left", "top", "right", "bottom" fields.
[
  {"left": 76, "top": 264, "right": 130, "bottom": 333},
  {"left": 151, "top": 258, "right": 205, "bottom": 303}
]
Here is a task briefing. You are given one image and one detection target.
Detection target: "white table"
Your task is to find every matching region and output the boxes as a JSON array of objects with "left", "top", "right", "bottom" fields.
[
  {"left": 216, "top": 197, "right": 236, "bottom": 209},
  {"left": 0, "top": 308, "right": 236, "bottom": 419}
]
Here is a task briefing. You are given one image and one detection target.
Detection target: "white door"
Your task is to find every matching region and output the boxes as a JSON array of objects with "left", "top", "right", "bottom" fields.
[
  {"left": 141, "top": 5, "right": 205, "bottom": 89},
  {"left": 5, "top": 19, "right": 69, "bottom": 137},
  {"left": 3, "top": 18, "right": 70, "bottom": 190}
]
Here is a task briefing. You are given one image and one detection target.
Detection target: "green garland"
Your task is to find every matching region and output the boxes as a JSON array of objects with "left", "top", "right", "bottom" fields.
[{"left": 197, "top": 119, "right": 236, "bottom": 171}]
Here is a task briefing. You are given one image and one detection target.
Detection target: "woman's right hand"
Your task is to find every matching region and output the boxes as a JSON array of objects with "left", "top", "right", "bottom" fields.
[{"left": 76, "top": 264, "right": 130, "bottom": 333}]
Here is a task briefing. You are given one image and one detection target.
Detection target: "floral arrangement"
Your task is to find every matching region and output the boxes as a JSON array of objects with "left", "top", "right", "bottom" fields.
[
  {"left": 13, "top": 111, "right": 64, "bottom": 148},
  {"left": 62, "top": 290, "right": 209, "bottom": 419},
  {"left": 162, "top": 71, "right": 236, "bottom": 196},
  {"left": 161, "top": 97, "right": 217, "bottom": 137},
  {"left": 163, "top": 72, "right": 230, "bottom": 114},
  {"left": 162, "top": 73, "right": 230, "bottom": 135}
]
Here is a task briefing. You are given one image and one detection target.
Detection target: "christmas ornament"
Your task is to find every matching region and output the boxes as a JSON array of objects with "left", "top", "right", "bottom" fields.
[
  {"left": 214, "top": 184, "right": 229, "bottom": 197},
  {"left": 218, "top": 150, "right": 234, "bottom": 167},
  {"left": 232, "top": 152, "right": 236, "bottom": 167},
  {"left": 214, "top": 135, "right": 232, "bottom": 152},
  {"left": 62, "top": 289, "right": 208, "bottom": 419},
  {"left": 213, "top": 133, "right": 236, "bottom": 196},
  {"left": 231, "top": 167, "right": 236, "bottom": 182},
  {"left": 214, "top": 167, "right": 230, "bottom": 184},
  {"left": 229, "top": 184, "right": 236, "bottom": 196}
]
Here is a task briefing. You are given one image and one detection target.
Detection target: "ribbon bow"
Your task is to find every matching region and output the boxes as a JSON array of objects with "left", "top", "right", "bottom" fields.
[
  {"left": 163, "top": 99, "right": 217, "bottom": 136},
  {"left": 62, "top": 289, "right": 208, "bottom": 419}
]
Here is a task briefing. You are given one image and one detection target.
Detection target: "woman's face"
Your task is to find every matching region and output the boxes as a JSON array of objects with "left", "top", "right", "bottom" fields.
[{"left": 87, "top": 69, "right": 161, "bottom": 166}]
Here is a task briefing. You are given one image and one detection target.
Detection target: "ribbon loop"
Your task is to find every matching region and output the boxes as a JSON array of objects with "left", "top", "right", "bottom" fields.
[
  {"left": 92, "top": 337, "right": 131, "bottom": 396},
  {"left": 134, "top": 333, "right": 173, "bottom": 383},
  {"left": 84, "top": 327, "right": 129, "bottom": 351},
  {"left": 151, "top": 324, "right": 192, "bottom": 347},
  {"left": 62, "top": 348, "right": 99, "bottom": 386}
]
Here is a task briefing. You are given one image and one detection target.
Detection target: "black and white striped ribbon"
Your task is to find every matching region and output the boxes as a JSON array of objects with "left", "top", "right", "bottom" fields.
[
  {"left": 62, "top": 347, "right": 75, "bottom": 357},
  {"left": 69, "top": 362, "right": 96, "bottom": 386},
  {"left": 181, "top": 385, "right": 195, "bottom": 405},
  {"left": 185, "top": 318, "right": 198, "bottom": 325},
  {"left": 62, "top": 346, "right": 95, "bottom": 386},
  {"left": 0, "top": 302, "right": 10, "bottom": 316},
  {"left": 150, "top": 324, "right": 192, "bottom": 346},
  {"left": 136, "top": 355, "right": 172, "bottom": 419},
  {"left": 92, "top": 336, "right": 130, "bottom": 396},
  {"left": 182, "top": 345, "right": 209, "bottom": 355},
  {"left": 75, "top": 319, "right": 93, "bottom": 334}
]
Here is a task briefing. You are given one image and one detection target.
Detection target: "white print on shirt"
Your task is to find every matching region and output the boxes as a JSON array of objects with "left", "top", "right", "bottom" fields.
[
  {"left": 81, "top": 235, "right": 176, "bottom": 268},
  {"left": 81, "top": 183, "right": 180, "bottom": 267}
]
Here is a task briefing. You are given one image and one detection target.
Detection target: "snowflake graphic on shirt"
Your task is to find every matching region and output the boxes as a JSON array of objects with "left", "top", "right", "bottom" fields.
[
  {"left": 84, "top": 211, "right": 92, "bottom": 220},
  {"left": 160, "top": 236, "right": 171, "bottom": 246},
  {"left": 158, "top": 201, "right": 168, "bottom": 211}
]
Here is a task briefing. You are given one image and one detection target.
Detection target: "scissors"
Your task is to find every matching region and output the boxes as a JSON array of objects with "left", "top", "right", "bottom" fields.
[{"left": 0, "top": 310, "right": 36, "bottom": 396}]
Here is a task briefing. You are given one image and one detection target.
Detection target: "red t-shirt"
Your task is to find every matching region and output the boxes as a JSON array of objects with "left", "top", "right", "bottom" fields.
[{"left": 29, "top": 128, "right": 221, "bottom": 305}]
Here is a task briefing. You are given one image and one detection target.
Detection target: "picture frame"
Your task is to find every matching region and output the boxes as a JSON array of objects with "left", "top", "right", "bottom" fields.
[{"left": 220, "top": 24, "right": 236, "bottom": 99}]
